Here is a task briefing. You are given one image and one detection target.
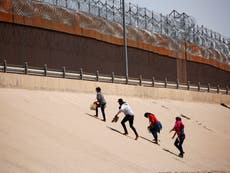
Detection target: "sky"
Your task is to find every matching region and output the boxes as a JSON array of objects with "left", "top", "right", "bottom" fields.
[{"left": 125, "top": 0, "right": 230, "bottom": 38}]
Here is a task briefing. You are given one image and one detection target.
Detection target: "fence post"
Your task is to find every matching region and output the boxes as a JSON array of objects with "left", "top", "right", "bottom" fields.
[
  {"left": 126, "top": 75, "right": 129, "bottom": 84},
  {"left": 152, "top": 76, "right": 155, "bottom": 87},
  {"left": 77, "top": 0, "right": 80, "bottom": 10},
  {"left": 105, "top": 0, "right": 107, "bottom": 19},
  {"left": 176, "top": 79, "right": 179, "bottom": 89},
  {"left": 24, "top": 62, "right": 28, "bottom": 74},
  {"left": 112, "top": 72, "right": 115, "bottom": 83},
  {"left": 89, "top": 0, "right": 91, "bottom": 14},
  {"left": 164, "top": 77, "right": 167, "bottom": 88},
  {"left": 98, "top": 5, "right": 101, "bottom": 17},
  {"left": 208, "top": 83, "right": 210, "bottom": 92},
  {"left": 96, "top": 70, "right": 99, "bottom": 81},
  {"left": 187, "top": 81, "right": 190, "bottom": 90},
  {"left": 80, "top": 68, "right": 83, "bottom": 80},
  {"left": 3, "top": 59, "right": 7, "bottom": 73},
  {"left": 139, "top": 75, "right": 142, "bottom": 86},
  {"left": 198, "top": 82, "right": 200, "bottom": 92},
  {"left": 217, "top": 84, "right": 220, "bottom": 93},
  {"left": 44, "top": 64, "right": 47, "bottom": 76},
  {"left": 62, "top": 66, "right": 66, "bottom": 78},
  {"left": 144, "top": 7, "right": 147, "bottom": 29},
  {"left": 226, "top": 86, "right": 229, "bottom": 95}
]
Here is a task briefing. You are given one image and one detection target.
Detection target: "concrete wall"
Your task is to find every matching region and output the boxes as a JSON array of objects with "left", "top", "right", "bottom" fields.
[{"left": 0, "top": 73, "right": 229, "bottom": 104}]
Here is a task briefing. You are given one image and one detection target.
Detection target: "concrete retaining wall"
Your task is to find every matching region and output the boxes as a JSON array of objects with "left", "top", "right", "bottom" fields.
[{"left": 1, "top": 73, "right": 229, "bottom": 104}]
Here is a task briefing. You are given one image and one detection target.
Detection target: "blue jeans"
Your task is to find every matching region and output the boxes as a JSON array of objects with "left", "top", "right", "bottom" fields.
[
  {"left": 174, "top": 134, "right": 185, "bottom": 154},
  {"left": 149, "top": 123, "right": 160, "bottom": 141},
  {"left": 96, "top": 103, "right": 106, "bottom": 120},
  {"left": 121, "top": 114, "right": 138, "bottom": 136}
]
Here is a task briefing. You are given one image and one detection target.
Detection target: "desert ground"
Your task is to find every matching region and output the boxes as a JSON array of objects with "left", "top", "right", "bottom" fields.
[{"left": 0, "top": 86, "right": 230, "bottom": 173}]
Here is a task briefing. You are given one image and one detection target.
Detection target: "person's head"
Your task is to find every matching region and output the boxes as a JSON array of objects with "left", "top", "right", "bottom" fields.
[
  {"left": 117, "top": 98, "right": 125, "bottom": 105},
  {"left": 176, "top": 116, "right": 181, "bottom": 121},
  {"left": 96, "top": 87, "right": 101, "bottom": 92},
  {"left": 144, "top": 112, "right": 151, "bottom": 118}
]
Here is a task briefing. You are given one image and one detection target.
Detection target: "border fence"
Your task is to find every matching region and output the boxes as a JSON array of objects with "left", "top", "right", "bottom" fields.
[
  {"left": 14, "top": 0, "right": 229, "bottom": 65},
  {"left": 0, "top": 60, "right": 229, "bottom": 95}
]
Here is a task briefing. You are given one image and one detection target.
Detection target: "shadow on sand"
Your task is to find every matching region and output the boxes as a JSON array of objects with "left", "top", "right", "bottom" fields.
[
  {"left": 162, "top": 148, "right": 178, "bottom": 157},
  {"left": 107, "top": 126, "right": 133, "bottom": 139},
  {"left": 139, "top": 136, "right": 159, "bottom": 145},
  {"left": 220, "top": 103, "right": 230, "bottom": 109},
  {"left": 86, "top": 113, "right": 103, "bottom": 121}
]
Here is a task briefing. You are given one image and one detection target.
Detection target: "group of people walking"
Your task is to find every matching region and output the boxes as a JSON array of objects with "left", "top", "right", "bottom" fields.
[{"left": 94, "top": 87, "right": 186, "bottom": 158}]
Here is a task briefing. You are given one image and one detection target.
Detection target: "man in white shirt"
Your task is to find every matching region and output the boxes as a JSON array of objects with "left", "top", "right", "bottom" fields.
[{"left": 114, "top": 98, "right": 139, "bottom": 140}]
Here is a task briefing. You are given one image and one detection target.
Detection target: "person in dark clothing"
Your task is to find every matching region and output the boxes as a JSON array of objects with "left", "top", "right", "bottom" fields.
[
  {"left": 170, "top": 117, "right": 185, "bottom": 158},
  {"left": 113, "top": 98, "right": 139, "bottom": 140},
  {"left": 95, "top": 87, "right": 106, "bottom": 121},
  {"left": 144, "top": 112, "right": 162, "bottom": 144}
]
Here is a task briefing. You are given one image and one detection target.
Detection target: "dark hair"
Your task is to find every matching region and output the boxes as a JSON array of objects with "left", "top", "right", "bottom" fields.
[
  {"left": 118, "top": 98, "right": 125, "bottom": 105},
  {"left": 144, "top": 112, "right": 150, "bottom": 118},
  {"left": 176, "top": 117, "right": 181, "bottom": 121},
  {"left": 96, "top": 87, "right": 101, "bottom": 92},
  {"left": 118, "top": 98, "right": 124, "bottom": 103}
]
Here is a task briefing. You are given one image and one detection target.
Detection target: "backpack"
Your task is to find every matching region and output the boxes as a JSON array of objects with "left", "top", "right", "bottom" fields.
[{"left": 158, "top": 121, "right": 162, "bottom": 130}]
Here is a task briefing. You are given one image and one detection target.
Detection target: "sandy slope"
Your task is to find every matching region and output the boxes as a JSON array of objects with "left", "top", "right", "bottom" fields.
[{"left": 0, "top": 88, "right": 230, "bottom": 173}]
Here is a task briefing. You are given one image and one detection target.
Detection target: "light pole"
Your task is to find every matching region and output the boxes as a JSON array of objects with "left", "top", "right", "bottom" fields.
[{"left": 122, "top": 0, "right": 128, "bottom": 78}]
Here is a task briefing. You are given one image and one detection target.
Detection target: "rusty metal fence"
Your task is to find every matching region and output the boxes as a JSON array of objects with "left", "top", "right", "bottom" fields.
[{"left": 0, "top": 0, "right": 229, "bottom": 65}]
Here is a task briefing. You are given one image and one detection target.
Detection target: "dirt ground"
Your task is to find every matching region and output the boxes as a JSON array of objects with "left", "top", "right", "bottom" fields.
[{"left": 0, "top": 88, "right": 230, "bottom": 173}]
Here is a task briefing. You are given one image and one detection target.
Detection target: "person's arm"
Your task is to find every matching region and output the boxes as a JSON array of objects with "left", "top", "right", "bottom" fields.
[
  {"left": 169, "top": 127, "right": 174, "bottom": 133},
  {"left": 114, "top": 109, "right": 122, "bottom": 117},
  {"left": 148, "top": 119, "right": 152, "bottom": 129},
  {"left": 171, "top": 131, "right": 177, "bottom": 139}
]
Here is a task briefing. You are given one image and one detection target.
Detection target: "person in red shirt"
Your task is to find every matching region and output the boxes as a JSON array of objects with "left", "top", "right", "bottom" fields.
[
  {"left": 170, "top": 117, "right": 185, "bottom": 158},
  {"left": 144, "top": 112, "right": 162, "bottom": 144}
]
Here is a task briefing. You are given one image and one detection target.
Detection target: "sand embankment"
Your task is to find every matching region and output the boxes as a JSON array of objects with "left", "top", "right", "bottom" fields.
[{"left": 0, "top": 73, "right": 230, "bottom": 173}]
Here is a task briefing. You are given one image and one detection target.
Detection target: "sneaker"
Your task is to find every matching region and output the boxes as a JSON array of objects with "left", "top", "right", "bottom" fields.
[
  {"left": 153, "top": 139, "right": 158, "bottom": 144},
  {"left": 178, "top": 153, "right": 184, "bottom": 158},
  {"left": 135, "top": 135, "right": 139, "bottom": 140},
  {"left": 123, "top": 132, "right": 128, "bottom": 136}
]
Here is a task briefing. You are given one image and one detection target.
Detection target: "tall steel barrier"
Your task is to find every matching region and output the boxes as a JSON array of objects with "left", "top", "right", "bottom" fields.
[
  {"left": 0, "top": 0, "right": 229, "bottom": 65},
  {"left": 31, "top": 0, "right": 230, "bottom": 65}
]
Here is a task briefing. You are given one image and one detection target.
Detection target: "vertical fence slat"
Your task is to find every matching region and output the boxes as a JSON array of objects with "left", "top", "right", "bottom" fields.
[
  {"left": 176, "top": 79, "right": 179, "bottom": 89},
  {"left": 63, "top": 66, "right": 66, "bottom": 78},
  {"left": 3, "top": 59, "right": 7, "bottom": 73},
  {"left": 24, "top": 62, "right": 28, "bottom": 74},
  {"left": 139, "top": 75, "right": 142, "bottom": 86},
  {"left": 80, "top": 68, "right": 83, "bottom": 80},
  {"left": 112, "top": 72, "right": 115, "bottom": 83},
  {"left": 164, "top": 77, "right": 167, "bottom": 88},
  {"left": 44, "top": 64, "right": 47, "bottom": 76},
  {"left": 152, "top": 76, "right": 155, "bottom": 87},
  {"left": 96, "top": 70, "right": 99, "bottom": 81},
  {"left": 208, "top": 83, "right": 210, "bottom": 92},
  {"left": 187, "top": 81, "right": 190, "bottom": 90}
]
